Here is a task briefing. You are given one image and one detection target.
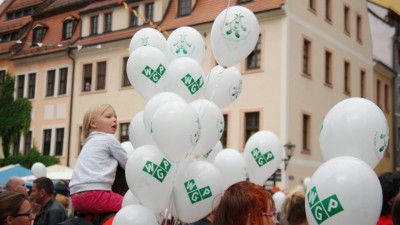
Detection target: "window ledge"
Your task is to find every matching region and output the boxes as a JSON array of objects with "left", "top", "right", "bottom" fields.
[
  {"left": 242, "top": 67, "right": 263, "bottom": 75},
  {"left": 323, "top": 82, "right": 333, "bottom": 88},
  {"left": 302, "top": 73, "right": 312, "bottom": 80}
]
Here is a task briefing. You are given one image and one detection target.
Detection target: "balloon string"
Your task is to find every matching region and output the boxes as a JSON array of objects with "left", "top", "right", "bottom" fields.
[{"left": 221, "top": 0, "right": 232, "bottom": 31}]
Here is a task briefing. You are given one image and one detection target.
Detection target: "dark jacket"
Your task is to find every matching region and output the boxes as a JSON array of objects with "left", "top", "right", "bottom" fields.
[{"left": 33, "top": 197, "right": 67, "bottom": 225}]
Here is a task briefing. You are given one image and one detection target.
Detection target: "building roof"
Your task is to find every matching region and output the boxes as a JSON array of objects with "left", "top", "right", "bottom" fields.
[
  {"left": 73, "top": 0, "right": 284, "bottom": 47},
  {"left": 160, "top": 0, "right": 284, "bottom": 31},
  {"left": 11, "top": 6, "right": 82, "bottom": 59},
  {"left": 8, "top": 0, "right": 45, "bottom": 12}
]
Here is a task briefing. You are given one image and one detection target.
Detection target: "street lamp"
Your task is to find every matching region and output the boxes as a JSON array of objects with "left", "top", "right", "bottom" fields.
[{"left": 283, "top": 141, "right": 296, "bottom": 170}]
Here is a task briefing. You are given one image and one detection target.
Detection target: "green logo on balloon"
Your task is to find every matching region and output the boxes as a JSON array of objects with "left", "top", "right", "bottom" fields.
[
  {"left": 307, "top": 186, "right": 344, "bottom": 224},
  {"left": 172, "top": 34, "right": 193, "bottom": 56},
  {"left": 203, "top": 148, "right": 213, "bottom": 159},
  {"left": 184, "top": 179, "right": 212, "bottom": 204},
  {"left": 141, "top": 64, "right": 166, "bottom": 84},
  {"left": 142, "top": 158, "right": 171, "bottom": 182},
  {"left": 251, "top": 147, "right": 274, "bottom": 167},
  {"left": 181, "top": 74, "right": 204, "bottom": 95},
  {"left": 224, "top": 13, "right": 247, "bottom": 39}
]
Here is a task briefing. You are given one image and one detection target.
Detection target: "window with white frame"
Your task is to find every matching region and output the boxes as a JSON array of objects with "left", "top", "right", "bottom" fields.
[
  {"left": 24, "top": 131, "right": 32, "bottom": 154},
  {"left": 119, "top": 123, "right": 130, "bottom": 143},
  {"left": 16, "top": 75, "right": 25, "bottom": 99},
  {"left": 28, "top": 73, "right": 36, "bottom": 99},
  {"left": 82, "top": 62, "right": 107, "bottom": 92},
  {"left": 46, "top": 67, "right": 68, "bottom": 97},
  {"left": 104, "top": 13, "right": 112, "bottom": 33},
  {"left": 42, "top": 127, "right": 66, "bottom": 156}
]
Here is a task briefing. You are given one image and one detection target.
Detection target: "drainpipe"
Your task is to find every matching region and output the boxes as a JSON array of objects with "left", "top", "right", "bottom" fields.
[{"left": 66, "top": 47, "right": 75, "bottom": 167}]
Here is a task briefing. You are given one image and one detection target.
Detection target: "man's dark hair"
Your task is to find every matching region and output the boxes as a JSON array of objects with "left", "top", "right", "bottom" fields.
[{"left": 33, "top": 177, "right": 54, "bottom": 195}]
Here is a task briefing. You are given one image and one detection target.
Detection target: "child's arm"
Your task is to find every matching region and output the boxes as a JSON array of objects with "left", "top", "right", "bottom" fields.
[{"left": 109, "top": 136, "right": 128, "bottom": 169}]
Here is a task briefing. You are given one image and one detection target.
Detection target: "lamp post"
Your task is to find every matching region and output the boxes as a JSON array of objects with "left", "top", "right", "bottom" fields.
[{"left": 283, "top": 141, "right": 296, "bottom": 170}]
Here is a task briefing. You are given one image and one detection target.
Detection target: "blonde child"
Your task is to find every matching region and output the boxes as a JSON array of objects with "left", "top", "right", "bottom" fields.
[{"left": 69, "top": 104, "right": 128, "bottom": 213}]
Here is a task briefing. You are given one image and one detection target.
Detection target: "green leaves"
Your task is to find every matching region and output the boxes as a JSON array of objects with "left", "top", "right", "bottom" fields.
[{"left": 0, "top": 73, "right": 32, "bottom": 158}]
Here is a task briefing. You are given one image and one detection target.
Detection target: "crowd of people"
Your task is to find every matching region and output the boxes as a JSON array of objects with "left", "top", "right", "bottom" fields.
[{"left": 1, "top": 103, "right": 400, "bottom": 225}]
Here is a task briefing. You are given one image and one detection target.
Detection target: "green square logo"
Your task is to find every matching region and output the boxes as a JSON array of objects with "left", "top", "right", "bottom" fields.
[
  {"left": 310, "top": 202, "right": 329, "bottom": 225},
  {"left": 159, "top": 158, "right": 171, "bottom": 172},
  {"left": 307, "top": 186, "right": 320, "bottom": 208},
  {"left": 142, "top": 161, "right": 157, "bottom": 175},
  {"left": 195, "top": 77, "right": 204, "bottom": 88},
  {"left": 264, "top": 151, "right": 274, "bottom": 162},
  {"left": 307, "top": 186, "right": 344, "bottom": 225},
  {"left": 151, "top": 72, "right": 161, "bottom": 83},
  {"left": 255, "top": 156, "right": 267, "bottom": 167},
  {"left": 322, "top": 195, "right": 344, "bottom": 217},
  {"left": 184, "top": 179, "right": 198, "bottom": 193},
  {"left": 156, "top": 64, "right": 166, "bottom": 75},
  {"left": 141, "top": 66, "right": 154, "bottom": 78},
  {"left": 153, "top": 167, "right": 167, "bottom": 182},
  {"left": 199, "top": 186, "right": 212, "bottom": 200},
  {"left": 188, "top": 190, "right": 202, "bottom": 204},
  {"left": 251, "top": 147, "right": 262, "bottom": 158},
  {"left": 187, "top": 82, "right": 199, "bottom": 94},
  {"left": 181, "top": 74, "right": 194, "bottom": 86}
]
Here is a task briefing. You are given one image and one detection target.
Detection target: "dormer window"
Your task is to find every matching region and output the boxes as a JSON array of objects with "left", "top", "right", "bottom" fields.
[
  {"left": 63, "top": 17, "right": 77, "bottom": 40},
  {"left": 32, "top": 25, "right": 47, "bottom": 46},
  {"left": 178, "top": 0, "right": 191, "bottom": 17}
]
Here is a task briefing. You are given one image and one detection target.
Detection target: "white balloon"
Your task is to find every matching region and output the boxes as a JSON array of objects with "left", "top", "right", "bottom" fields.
[
  {"left": 320, "top": 97, "right": 389, "bottom": 168},
  {"left": 122, "top": 190, "right": 140, "bottom": 208},
  {"left": 129, "top": 111, "right": 156, "bottom": 148},
  {"left": 213, "top": 149, "right": 247, "bottom": 190},
  {"left": 167, "top": 26, "right": 205, "bottom": 63},
  {"left": 211, "top": 6, "right": 260, "bottom": 67},
  {"left": 244, "top": 130, "right": 282, "bottom": 185},
  {"left": 190, "top": 99, "right": 224, "bottom": 156},
  {"left": 31, "top": 162, "right": 47, "bottom": 178},
  {"left": 173, "top": 160, "right": 223, "bottom": 223},
  {"left": 125, "top": 145, "right": 176, "bottom": 213},
  {"left": 112, "top": 204, "right": 159, "bottom": 225},
  {"left": 303, "top": 177, "right": 311, "bottom": 188},
  {"left": 204, "top": 65, "right": 243, "bottom": 108},
  {"left": 127, "top": 46, "right": 169, "bottom": 100},
  {"left": 202, "top": 141, "right": 223, "bottom": 162},
  {"left": 305, "top": 156, "right": 382, "bottom": 225},
  {"left": 151, "top": 101, "right": 201, "bottom": 162},
  {"left": 129, "top": 28, "right": 168, "bottom": 54},
  {"left": 272, "top": 191, "right": 286, "bottom": 213},
  {"left": 143, "top": 92, "right": 185, "bottom": 132},
  {"left": 121, "top": 141, "right": 135, "bottom": 157},
  {"left": 164, "top": 57, "right": 205, "bottom": 102}
]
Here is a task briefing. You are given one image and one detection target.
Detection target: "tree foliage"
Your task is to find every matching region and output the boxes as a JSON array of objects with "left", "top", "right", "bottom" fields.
[
  {"left": 0, "top": 147, "right": 59, "bottom": 168},
  {"left": 0, "top": 73, "right": 32, "bottom": 158}
]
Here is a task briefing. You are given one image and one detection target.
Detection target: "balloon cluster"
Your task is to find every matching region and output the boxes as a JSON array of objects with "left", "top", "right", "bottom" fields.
[
  {"left": 303, "top": 97, "right": 388, "bottom": 225},
  {"left": 114, "top": 6, "right": 285, "bottom": 225}
]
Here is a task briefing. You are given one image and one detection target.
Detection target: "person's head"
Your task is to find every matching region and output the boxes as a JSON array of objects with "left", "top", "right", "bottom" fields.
[
  {"left": 379, "top": 172, "right": 400, "bottom": 216},
  {"left": 30, "top": 177, "right": 54, "bottom": 207},
  {"left": 81, "top": 104, "right": 117, "bottom": 143},
  {"left": 0, "top": 192, "right": 35, "bottom": 225},
  {"left": 213, "top": 181, "right": 277, "bottom": 225},
  {"left": 5, "top": 176, "right": 28, "bottom": 196},
  {"left": 393, "top": 192, "right": 400, "bottom": 225},
  {"left": 280, "top": 189, "right": 308, "bottom": 225}
]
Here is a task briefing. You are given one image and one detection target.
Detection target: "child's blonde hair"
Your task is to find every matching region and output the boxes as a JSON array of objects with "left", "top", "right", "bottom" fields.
[{"left": 81, "top": 104, "right": 114, "bottom": 144}]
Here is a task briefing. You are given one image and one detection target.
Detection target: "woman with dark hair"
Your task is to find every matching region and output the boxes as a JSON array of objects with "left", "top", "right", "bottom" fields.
[
  {"left": 377, "top": 172, "right": 400, "bottom": 225},
  {"left": 213, "top": 181, "right": 278, "bottom": 225},
  {"left": 0, "top": 191, "right": 35, "bottom": 225}
]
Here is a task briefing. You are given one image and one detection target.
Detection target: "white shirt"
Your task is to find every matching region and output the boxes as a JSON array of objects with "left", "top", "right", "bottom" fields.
[{"left": 69, "top": 132, "right": 128, "bottom": 194}]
